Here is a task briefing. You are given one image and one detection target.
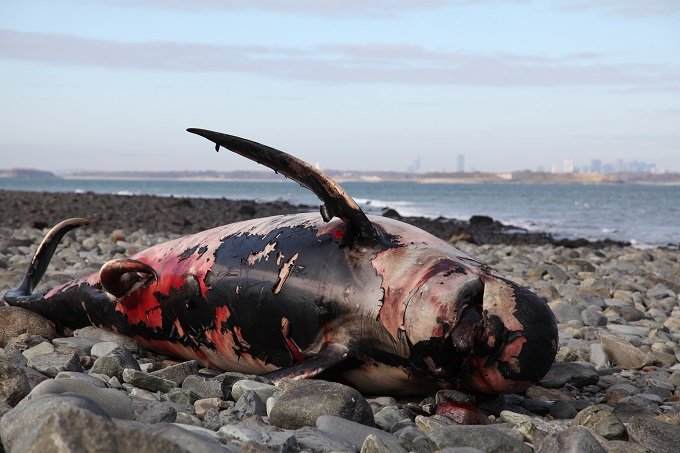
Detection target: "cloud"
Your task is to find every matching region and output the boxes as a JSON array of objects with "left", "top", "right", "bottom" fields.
[
  {"left": 1, "top": 29, "right": 678, "bottom": 90},
  {"left": 557, "top": 0, "right": 680, "bottom": 17}
]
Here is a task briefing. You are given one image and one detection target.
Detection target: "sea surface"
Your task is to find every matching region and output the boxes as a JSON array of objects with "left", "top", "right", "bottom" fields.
[{"left": 1, "top": 177, "right": 679, "bottom": 247}]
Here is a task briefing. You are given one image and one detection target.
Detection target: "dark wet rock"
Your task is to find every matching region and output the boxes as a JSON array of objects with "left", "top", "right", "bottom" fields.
[
  {"left": 536, "top": 426, "right": 605, "bottom": 453},
  {"left": 150, "top": 360, "right": 198, "bottom": 385},
  {"left": 549, "top": 400, "right": 578, "bottom": 419},
  {"left": 182, "top": 374, "right": 224, "bottom": 399},
  {"left": 427, "top": 424, "right": 532, "bottom": 453},
  {"left": 627, "top": 416, "right": 680, "bottom": 453},
  {"left": 122, "top": 368, "right": 178, "bottom": 393},
  {"left": 0, "top": 306, "right": 56, "bottom": 347},
  {"left": 539, "top": 362, "right": 599, "bottom": 388},
  {"left": 317, "top": 415, "right": 406, "bottom": 452},
  {"left": 89, "top": 346, "right": 141, "bottom": 380},
  {"left": 572, "top": 404, "right": 626, "bottom": 440},
  {"left": 0, "top": 360, "right": 30, "bottom": 406},
  {"left": 612, "top": 397, "right": 660, "bottom": 422},
  {"left": 269, "top": 379, "right": 374, "bottom": 430},
  {"left": 129, "top": 396, "right": 177, "bottom": 423},
  {"left": 27, "top": 378, "right": 134, "bottom": 419},
  {"left": 26, "top": 351, "right": 82, "bottom": 377},
  {"left": 294, "top": 426, "right": 356, "bottom": 452}
]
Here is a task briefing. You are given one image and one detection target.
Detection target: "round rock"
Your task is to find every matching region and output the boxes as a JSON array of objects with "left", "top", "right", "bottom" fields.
[{"left": 269, "top": 379, "right": 374, "bottom": 430}]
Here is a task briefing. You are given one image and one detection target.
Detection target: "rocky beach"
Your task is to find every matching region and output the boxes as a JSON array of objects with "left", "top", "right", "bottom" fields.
[{"left": 1, "top": 190, "right": 679, "bottom": 452}]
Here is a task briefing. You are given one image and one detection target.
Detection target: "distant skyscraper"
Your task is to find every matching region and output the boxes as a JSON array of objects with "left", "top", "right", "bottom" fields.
[
  {"left": 457, "top": 154, "right": 465, "bottom": 173},
  {"left": 407, "top": 156, "right": 421, "bottom": 174},
  {"left": 563, "top": 160, "right": 574, "bottom": 173},
  {"left": 590, "top": 159, "right": 602, "bottom": 173}
]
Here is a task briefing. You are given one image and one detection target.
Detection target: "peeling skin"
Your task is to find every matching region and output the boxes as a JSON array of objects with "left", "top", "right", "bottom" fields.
[
  {"left": 273, "top": 252, "right": 298, "bottom": 295},
  {"left": 246, "top": 241, "right": 277, "bottom": 265}
]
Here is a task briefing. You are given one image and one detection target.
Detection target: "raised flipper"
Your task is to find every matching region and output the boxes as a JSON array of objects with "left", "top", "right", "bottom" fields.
[
  {"left": 4, "top": 218, "right": 89, "bottom": 304},
  {"left": 187, "top": 128, "right": 379, "bottom": 245},
  {"left": 262, "top": 343, "right": 350, "bottom": 384},
  {"left": 100, "top": 259, "right": 158, "bottom": 298}
]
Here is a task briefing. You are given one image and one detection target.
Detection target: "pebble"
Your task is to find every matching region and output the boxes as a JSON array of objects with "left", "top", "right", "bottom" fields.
[
  {"left": 122, "top": 368, "right": 178, "bottom": 393},
  {"left": 0, "top": 360, "right": 31, "bottom": 406},
  {"left": 0, "top": 306, "right": 56, "bottom": 347},
  {"left": 317, "top": 415, "right": 406, "bottom": 452},
  {"left": 571, "top": 404, "right": 626, "bottom": 440},
  {"left": 89, "top": 346, "right": 141, "bottom": 380},
  {"left": 150, "top": 360, "right": 198, "bottom": 385},
  {"left": 26, "top": 352, "right": 83, "bottom": 377},
  {"left": 269, "top": 379, "right": 375, "bottom": 430}
]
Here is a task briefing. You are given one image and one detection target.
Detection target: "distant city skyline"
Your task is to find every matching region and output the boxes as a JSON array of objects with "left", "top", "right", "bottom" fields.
[{"left": 1, "top": 1, "right": 679, "bottom": 173}]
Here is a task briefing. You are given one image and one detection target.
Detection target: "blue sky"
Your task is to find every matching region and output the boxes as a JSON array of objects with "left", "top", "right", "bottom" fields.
[{"left": 1, "top": 0, "right": 678, "bottom": 173}]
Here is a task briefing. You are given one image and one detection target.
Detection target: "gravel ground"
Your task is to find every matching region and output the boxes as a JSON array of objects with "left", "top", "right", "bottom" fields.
[{"left": 1, "top": 190, "right": 679, "bottom": 452}]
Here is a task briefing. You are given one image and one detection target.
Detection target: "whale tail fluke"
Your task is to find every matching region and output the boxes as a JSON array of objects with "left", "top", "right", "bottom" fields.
[{"left": 4, "top": 218, "right": 89, "bottom": 306}]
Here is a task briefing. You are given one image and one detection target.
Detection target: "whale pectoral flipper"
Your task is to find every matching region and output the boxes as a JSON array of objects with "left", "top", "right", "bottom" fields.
[
  {"left": 186, "top": 128, "right": 379, "bottom": 245},
  {"left": 262, "top": 343, "right": 350, "bottom": 384}
]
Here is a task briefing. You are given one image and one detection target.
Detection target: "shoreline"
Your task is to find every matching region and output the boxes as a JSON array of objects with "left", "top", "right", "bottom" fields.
[{"left": 0, "top": 189, "right": 632, "bottom": 249}]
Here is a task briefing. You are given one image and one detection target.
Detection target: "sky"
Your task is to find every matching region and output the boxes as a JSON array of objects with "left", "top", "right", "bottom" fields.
[{"left": 1, "top": 0, "right": 679, "bottom": 173}]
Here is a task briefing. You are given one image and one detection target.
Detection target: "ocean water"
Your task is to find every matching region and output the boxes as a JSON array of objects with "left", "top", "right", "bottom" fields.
[{"left": 1, "top": 177, "right": 679, "bottom": 247}]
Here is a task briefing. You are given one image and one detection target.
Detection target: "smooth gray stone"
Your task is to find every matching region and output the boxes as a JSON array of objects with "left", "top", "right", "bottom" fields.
[
  {"left": 536, "top": 426, "right": 605, "bottom": 453},
  {"left": 220, "top": 372, "right": 272, "bottom": 400},
  {"left": 393, "top": 425, "right": 438, "bottom": 452},
  {"left": 51, "top": 336, "right": 96, "bottom": 355},
  {"left": 89, "top": 347, "right": 141, "bottom": 380},
  {"left": 293, "top": 426, "right": 357, "bottom": 453},
  {"left": 427, "top": 424, "right": 532, "bottom": 453},
  {"left": 374, "top": 405, "right": 413, "bottom": 432},
  {"left": 73, "top": 326, "right": 140, "bottom": 352},
  {"left": 0, "top": 360, "right": 30, "bottom": 406},
  {"left": 122, "top": 368, "right": 178, "bottom": 393},
  {"left": 21, "top": 341, "right": 54, "bottom": 360},
  {"left": 231, "top": 379, "right": 278, "bottom": 402},
  {"left": 55, "top": 371, "right": 108, "bottom": 388},
  {"left": 27, "top": 378, "right": 134, "bottom": 419},
  {"left": 270, "top": 380, "right": 374, "bottom": 430},
  {"left": 26, "top": 351, "right": 83, "bottom": 378},
  {"left": 150, "top": 360, "right": 198, "bottom": 385},
  {"left": 628, "top": 415, "right": 680, "bottom": 453},
  {"left": 317, "top": 415, "right": 406, "bottom": 452},
  {"left": 91, "top": 341, "right": 121, "bottom": 357},
  {"left": 129, "top": 396, "right": 177, "bottom": 423},
  {"left": 147, "top": 423, "right": 238, "bottom": 452}
]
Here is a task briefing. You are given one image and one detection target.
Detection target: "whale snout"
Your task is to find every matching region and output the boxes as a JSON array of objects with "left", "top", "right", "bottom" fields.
[{"left": 464, "top": 280, "right": 558, "bottom": 393}]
